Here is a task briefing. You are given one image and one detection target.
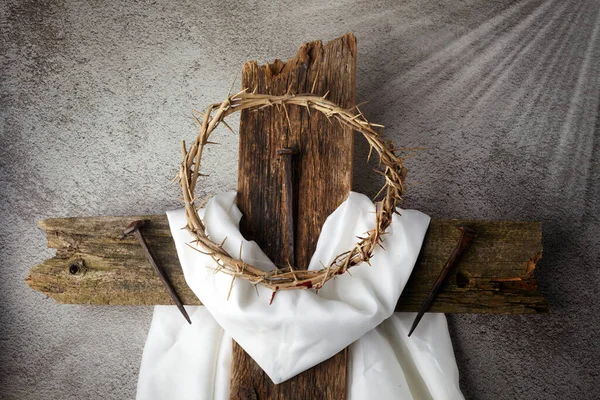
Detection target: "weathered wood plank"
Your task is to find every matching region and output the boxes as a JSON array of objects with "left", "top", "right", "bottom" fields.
[
  {"left": 236, "top": 34, "right": 355, "bottom": 270},
  {"left": 26, "top": 215, "right": 547, "bottom": 313},
  {"left": 232, "top": 33, "right": 356, "bottom": 400},
  {"left": 230, "top": 348, "right": 346, "bottom": 400}
]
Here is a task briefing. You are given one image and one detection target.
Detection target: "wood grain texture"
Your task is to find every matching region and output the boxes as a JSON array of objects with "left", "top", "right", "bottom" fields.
[
  {"left": 26, "top": 215, "right": 547, "bottom": 313},
  {"left": 236, "top": 33, "right": 356, "bottom": 270},
  {"left": 229, "top": 347, "right": 346, "bottom": 400},
  {"left": 231, "top": 33, "right": 356, "bottom": 400}
]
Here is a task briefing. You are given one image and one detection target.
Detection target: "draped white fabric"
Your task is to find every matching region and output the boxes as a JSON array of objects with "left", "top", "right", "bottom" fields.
[{"left": 137, "top": 192, "right": 464, "bottom": 399}]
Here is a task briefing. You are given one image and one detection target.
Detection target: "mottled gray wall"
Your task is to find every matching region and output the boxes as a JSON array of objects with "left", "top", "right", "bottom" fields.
[{"left": 1, "top": 0, "right": 598, "bottom": 399}]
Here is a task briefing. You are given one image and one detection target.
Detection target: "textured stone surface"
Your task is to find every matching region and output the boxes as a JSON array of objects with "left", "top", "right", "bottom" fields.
[{"left": 1, "top": 0, "right": 598, "bottom": 399}]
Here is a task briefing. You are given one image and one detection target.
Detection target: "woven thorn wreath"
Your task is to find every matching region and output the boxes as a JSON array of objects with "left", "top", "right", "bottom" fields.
[{"left": 178, "top": 88, "right": 408, "bottom": 298}]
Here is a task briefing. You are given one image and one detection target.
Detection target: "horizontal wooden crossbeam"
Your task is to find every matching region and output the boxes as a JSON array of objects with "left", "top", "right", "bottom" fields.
[{"left": 26, "top": 214, "right": 548, "bottom": 314}]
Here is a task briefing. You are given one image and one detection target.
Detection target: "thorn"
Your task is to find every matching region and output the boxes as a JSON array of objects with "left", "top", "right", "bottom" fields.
[
  {"left": 367, "top": 145, "right": 374, "bottom": 163},
  {"left": 221, "top": 119, "right": 236, "bottom": 135},
  {"left": 355, "top": 101, "right": 369, "bottom": 109},
  {"left": 372, "top": 168, "right": 386, "bottom": 177},
  {"left": 231, "top": 88, "right": 248, "bottom": 99},
  {"left": 355, "top": 105, "right": 365, "bottom": 119},
  {"left": 191, "top": 112, "right": 204, "bottom": 127},
  {"left": 227, "top": 276, "right": 236, "bottom": 300},
  {"left": 305, "top": 102, "right": 311, "bottom": 116},
  {"left": 228, "top": 72, "right": 239, "bottom": 97},
  {"left": 219, "top": 236, "right": 228, "bottom": 248},
  {"left": 185, "top": 242, "right": 212, "bottom": 255},
  {"left": 212, "top": 263, "right": 223, "bottom": 275},
  {"left": 372, "top": 185, "right": 387, "bottom": 202}
]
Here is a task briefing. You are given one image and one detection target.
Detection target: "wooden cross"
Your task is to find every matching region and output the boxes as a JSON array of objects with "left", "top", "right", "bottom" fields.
[{"left": 26, "top": 33, "right": 547, "bottom": 400}]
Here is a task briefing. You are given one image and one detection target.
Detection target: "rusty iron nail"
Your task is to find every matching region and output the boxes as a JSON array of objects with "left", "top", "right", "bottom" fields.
[
  {"left": 408, "top": 226, "right": 475, "bottom": 337},
  {"left": 277, "top": 147, "right": 297, "bottom": 270},
  {"left": 124, "top": 220, "right": 192, "bottom": 325}
]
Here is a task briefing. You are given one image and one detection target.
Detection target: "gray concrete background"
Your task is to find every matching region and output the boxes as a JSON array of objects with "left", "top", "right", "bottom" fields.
[{"left": 1, "top": 0, "right": 599, "bottom": 398}]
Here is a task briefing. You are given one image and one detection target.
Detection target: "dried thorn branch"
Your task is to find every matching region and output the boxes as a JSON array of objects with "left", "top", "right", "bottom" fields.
[{"left": 179, "top": 91, "right": 407, "bottom": 295}]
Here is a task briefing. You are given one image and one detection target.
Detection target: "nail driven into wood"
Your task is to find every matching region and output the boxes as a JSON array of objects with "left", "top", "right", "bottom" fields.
[
  {"left": 123, "top": 220, "right": 192, "bottom": 325},
  {"left": 408, "top": 226, "right": 476, "bottom": 337},
  {"left": 277, "top": 147, "right": 297, "bottom": 270}
]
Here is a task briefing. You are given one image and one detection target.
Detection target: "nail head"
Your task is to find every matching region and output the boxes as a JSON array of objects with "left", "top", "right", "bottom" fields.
[
  {"left": 277, "top": 147, "right": 297, "bottom": 156},
  {"left": 124, "top": 220, "right": 145, "bottom": 235}
]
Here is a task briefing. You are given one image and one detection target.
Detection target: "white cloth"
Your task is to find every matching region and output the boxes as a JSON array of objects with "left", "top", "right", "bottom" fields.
[
  {"left": 137, "top": 308, "right": 462, "bottom": 400},
  {"left": 137, "top": 192, "right": 464, "bottom": 399}
]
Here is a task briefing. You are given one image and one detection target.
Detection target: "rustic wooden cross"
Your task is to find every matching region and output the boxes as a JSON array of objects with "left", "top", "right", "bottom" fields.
[{"left": 26, "top": 33, "right": 547, "bottom": 400}]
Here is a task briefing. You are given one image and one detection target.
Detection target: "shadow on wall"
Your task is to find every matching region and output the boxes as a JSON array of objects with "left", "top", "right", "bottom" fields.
[{"left": 352, "top": 0, "right": 600, "bottom": 222}]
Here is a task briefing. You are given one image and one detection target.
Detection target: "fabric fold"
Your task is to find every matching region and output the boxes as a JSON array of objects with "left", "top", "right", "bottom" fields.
[
  {"left": 137, "top": 308, "right": 464, "bottom": 400},
  {"left": 137, "top": 191, "right": 464, "bottom": 399},
  {"left": 165, "top": 191, "right": 430, "bottom": 383}
]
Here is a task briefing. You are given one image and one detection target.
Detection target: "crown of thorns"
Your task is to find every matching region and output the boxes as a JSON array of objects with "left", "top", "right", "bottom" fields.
[{"left": 178, "top": 90, "right": 406, "bottom": 298}]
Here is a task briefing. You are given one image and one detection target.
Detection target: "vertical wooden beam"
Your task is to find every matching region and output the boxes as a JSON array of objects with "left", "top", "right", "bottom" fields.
[{"left": 232, "top": 33, "right": 356, "bottom": 400}]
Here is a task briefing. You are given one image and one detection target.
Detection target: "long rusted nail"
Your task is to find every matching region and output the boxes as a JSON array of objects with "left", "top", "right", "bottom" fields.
[
  {"left": 408, "top": 226, "right": 475, "bottom": 337},
  {"left": 124, "top": 220, "right": 192, "bottom": 325},
  {"left": 278, "top": 148, "right": 297, "bottom": 270}
]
